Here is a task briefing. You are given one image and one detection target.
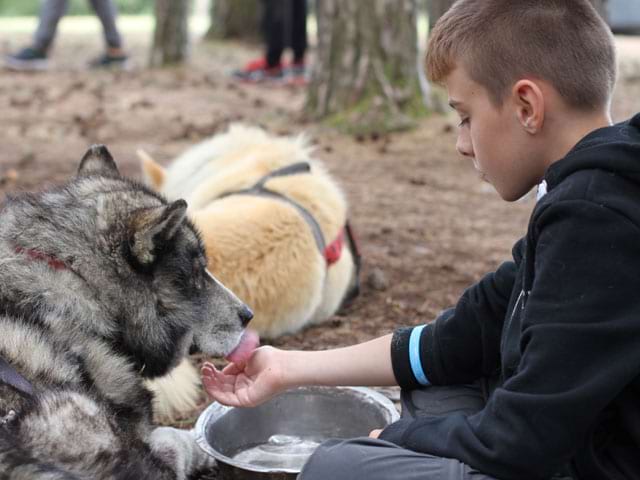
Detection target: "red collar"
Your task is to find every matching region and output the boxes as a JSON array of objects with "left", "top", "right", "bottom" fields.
[
  {"left": 324, "top": 228, "right": 345, "bottom": 266},
  {"left": 14, "top": 246, "right": 68, "bottom": 271}
]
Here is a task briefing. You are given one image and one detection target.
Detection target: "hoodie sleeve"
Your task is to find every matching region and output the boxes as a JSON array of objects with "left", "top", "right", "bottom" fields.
[
  {"left": 381, "top": 200, "right": 640, "bottom": 480},
  {"left": 391, "top": 255, "right": 518, "bottom": 390}
]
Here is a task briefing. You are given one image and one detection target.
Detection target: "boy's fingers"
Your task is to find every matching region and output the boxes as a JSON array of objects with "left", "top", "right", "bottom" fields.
[
  {"left": 205, "top": 382, "right": 240, "bottom": 407},
  {"left": 202, "top": 371, "right": 223, "bottom": 390},
  {"left": 202, "top": 378, "right": 222, "bottom": 400},
  {"left": 213, "top": 367, "right": 239, "bottom": 392},
  {"left": 201, "top": 363, "right": 246, "bottom": 406},
  {"left": 222, "top": 362, "right": 243, "bottom": 375}
]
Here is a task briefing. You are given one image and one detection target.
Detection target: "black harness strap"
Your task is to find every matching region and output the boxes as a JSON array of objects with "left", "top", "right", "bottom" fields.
[
  {"left": 251, "top": 162, "right": 313, "bottom": 189},
  {"left": 0, "top": 356, "right": 34, "bottom": 397},
  {"left": 342, "top": 220, "right": 362, "bottom": 305},
  {"left": 217, "top": 161, "right": 362, "bottom": 306},
  {"left": 218, "top": 162, "right": 327, "bottom": 253}
]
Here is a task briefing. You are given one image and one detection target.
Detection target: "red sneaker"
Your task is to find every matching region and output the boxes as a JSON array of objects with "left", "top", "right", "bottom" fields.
[{"left": 232, "top": 57, "right": 284, "bottom": 83}]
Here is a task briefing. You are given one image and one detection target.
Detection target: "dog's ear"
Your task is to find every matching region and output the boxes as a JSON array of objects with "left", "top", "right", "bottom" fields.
[
  {"left": 137, "top": 149, "right": 167, "bottom": 190},
  {"left": 128, "top": 200, "right": 188, "bottom": 266},
  {"left": 78, "top": 145, "right": 120, "bottom": 177}
]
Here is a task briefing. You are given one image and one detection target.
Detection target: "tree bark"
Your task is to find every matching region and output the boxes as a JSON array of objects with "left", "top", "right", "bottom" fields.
[
  {"left": 306, "top": 0, "right": 421, "bottom": 134},
  {"left": 150, "top": 0, "right": 191, "bottom": 67},
  {"left": 206, "top": 0, "right": 263, "bottom": 42}
]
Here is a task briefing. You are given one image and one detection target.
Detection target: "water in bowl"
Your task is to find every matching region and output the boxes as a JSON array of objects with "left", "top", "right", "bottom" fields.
[{"left": 232, "top": 434, "right": 322, "bottom": 470}]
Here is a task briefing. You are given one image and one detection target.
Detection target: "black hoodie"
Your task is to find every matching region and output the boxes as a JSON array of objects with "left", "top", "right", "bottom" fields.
[{"left": 383, "top": 113, "right": 640, "bottom": 480}]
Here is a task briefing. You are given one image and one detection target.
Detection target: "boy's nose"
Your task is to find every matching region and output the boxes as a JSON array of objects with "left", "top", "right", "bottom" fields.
[{"left": 456, "top": 137, "right": 474, "bottom": 158}]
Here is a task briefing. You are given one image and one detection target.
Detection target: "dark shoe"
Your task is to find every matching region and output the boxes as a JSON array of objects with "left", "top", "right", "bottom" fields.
[
  {"left": 5, "top": 47, "right": 49, "bottom": 71},
  {"left": 89, "top": 53, "right": 130, "bottom": 70},
  {"left": 232, "top": 57, "right": 284, "bottom": 84}
]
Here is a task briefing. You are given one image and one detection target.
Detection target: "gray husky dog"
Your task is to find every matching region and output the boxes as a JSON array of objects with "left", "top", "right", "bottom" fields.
[{"left": 0, "top": 146, "right": 254, "bottom": 479}]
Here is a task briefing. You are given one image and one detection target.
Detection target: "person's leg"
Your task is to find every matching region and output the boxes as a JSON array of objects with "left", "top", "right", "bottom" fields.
[
  {"left": 87, "top": 0, "right": 123, "bottom": 50},
  {"left": 33, "top": 0, "right": 69, "bottom": 53},
  {"left": 300, "top": 382, "right": 494, "bottom": 480},
  {"left": 299, "top": 437, "right": 499, "bottom": 480},
  {"left": 232, "top": 0, "right": 285, "bottom": 81},
  {"left": 290, "top": 0, "right": 307, "bottom": 64},
  {"left": 4, "top": 0, "right": 66, "bottom": 70},
  {"left": 263, "top": 0, "right": 287, "bottom": 68},
  {"left": 86, "top": 0, "right": 128, "bottom": 68}
]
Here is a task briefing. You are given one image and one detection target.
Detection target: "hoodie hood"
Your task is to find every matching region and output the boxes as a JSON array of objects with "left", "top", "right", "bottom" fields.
[{"left": 545, "top": 112, "right": 640, "bottom": 190}]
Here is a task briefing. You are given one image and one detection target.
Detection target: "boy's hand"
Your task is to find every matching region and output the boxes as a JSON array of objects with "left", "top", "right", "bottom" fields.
[
  {"left": 369, "top": 429, "right": 382, "bottom": 439},
  {"left": 201, "top": 346, "right": 287, "bottom": 408}
]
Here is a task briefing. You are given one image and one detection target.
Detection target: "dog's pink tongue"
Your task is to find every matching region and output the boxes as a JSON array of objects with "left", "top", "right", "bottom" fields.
[{"left": 225, "top": 329, "right": 260, "bottom": 364}]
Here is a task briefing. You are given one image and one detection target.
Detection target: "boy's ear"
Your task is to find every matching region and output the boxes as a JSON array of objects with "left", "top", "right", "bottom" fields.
[
  {"left": 128, "top": 199, "right": 188, "bottom": 266},
  {"left": 78, "top": 145, "right": 120, "bottom": 177},
  {"left": 137, "top": 148, "right": 167, "bottom": 190},
  {"left": 512, "top": 79, "right": 545, "bottom": 134}
]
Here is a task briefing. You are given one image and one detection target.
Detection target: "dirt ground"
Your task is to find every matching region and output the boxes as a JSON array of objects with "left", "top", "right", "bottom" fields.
[{"left": 1, "top": 23, "right": 640, "bottom": 467}]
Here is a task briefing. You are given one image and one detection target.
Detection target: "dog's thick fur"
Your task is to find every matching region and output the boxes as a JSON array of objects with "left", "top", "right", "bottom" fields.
[
  {"left": 0, "top": 146, "right": 252, "bottom": 479},
  {"left": 141, "top": 125, "right": 358, "bottom": 422},
  {"left": 140, "top": 124, "right": 356, "bottom": 339}
]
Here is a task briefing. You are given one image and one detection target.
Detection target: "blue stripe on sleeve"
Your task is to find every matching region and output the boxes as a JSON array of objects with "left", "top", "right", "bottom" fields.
[{"left": 409, "top": 325, "right": 430, "bottom": 386}]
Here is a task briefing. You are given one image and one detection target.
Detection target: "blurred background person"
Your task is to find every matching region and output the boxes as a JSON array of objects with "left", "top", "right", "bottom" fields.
[
  {"left": 4, "top": 0, "right": 128, "bottom": 71},
  {"left": 232, "top": 0, "right": 308, "bottom": 85}
]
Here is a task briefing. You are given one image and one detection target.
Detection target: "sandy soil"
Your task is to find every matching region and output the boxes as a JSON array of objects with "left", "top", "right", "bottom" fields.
[{"left": 1, "top": 23, "right": 639, "bottom": 478}]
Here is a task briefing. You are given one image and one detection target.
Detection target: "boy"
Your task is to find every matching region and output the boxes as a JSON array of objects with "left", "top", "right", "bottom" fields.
[{"left": 202, "top": 1, "right": 640, "bottom": 478}]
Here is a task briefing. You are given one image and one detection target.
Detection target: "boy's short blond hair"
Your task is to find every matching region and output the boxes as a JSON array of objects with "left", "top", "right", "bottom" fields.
[{"left": 426, "top": 0, "right": 617, "bottom": 111}]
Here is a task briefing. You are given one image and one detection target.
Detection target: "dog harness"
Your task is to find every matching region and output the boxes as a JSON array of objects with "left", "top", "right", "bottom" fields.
[{"left": 218, "top": 162, "right": 362, "bottom": 272}]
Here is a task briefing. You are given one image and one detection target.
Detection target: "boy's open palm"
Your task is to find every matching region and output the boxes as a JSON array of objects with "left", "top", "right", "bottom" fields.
[{"left": 201, "top": 346, "right": 285, "bottom": 408}]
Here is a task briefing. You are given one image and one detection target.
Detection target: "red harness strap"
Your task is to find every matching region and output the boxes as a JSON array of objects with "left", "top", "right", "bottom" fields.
[
  {"left": 324, "top": 228, "right": 345, "bottom": 266},
  {"left": 14, "top": 246, "right": 68, "bottom": 271}
]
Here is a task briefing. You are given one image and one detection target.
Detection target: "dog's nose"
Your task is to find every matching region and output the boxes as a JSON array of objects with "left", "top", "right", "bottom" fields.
[{"left": 238, "top": 305, "right": 254, "bottom": 327}]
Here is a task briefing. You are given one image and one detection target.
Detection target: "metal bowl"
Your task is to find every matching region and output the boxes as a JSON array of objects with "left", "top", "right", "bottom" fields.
[{"left": 194, "top": 386, "right": 400, "bottom": 480}]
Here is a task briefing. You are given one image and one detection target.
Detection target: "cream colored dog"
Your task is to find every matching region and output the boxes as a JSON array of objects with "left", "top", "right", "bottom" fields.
[{"left": 140, "top": 124, "right": 359, "bottom": 422}]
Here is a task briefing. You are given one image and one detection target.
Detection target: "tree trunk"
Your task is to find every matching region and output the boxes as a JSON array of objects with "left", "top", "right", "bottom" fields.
[
  {"left": 306, "top": 0, "right": 420, "bottom": 134},
  {"left": 150, "top": 0, "right": 191, "bottom": 67},
  {"left": 205, "top": 0, "right": 263, "bottom": 42},
  {"left": 427, "top": 0, "right": 456, "bottom": 29}
]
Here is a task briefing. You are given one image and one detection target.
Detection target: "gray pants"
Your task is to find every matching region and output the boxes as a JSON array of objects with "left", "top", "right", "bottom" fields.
[
  {"left": 298, "top": 383, "right": 498, "bottom": 480},
  {"left": 33, "top": 0, "right": 122, "bottom": 52}
]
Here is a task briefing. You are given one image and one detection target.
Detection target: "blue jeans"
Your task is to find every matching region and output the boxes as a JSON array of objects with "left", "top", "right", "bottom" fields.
[{"left": 34, "top": 0, "right": 122, "bottom": 52}]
